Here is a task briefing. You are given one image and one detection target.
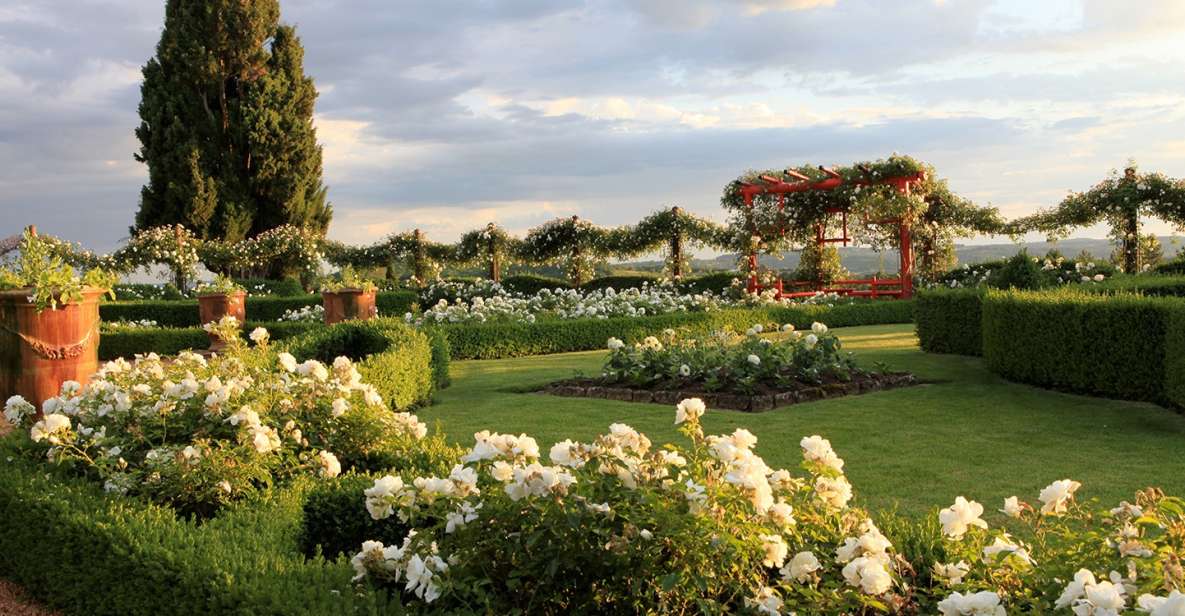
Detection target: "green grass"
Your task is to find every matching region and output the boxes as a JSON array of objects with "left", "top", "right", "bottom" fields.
[{"left": 419, "top": 323, "right": 1185, "bottom": 517}]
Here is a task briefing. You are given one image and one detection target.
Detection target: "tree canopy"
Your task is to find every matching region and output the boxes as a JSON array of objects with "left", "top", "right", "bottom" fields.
[{"left": 133, "top": 0, "right": 331, "bottom": 243}]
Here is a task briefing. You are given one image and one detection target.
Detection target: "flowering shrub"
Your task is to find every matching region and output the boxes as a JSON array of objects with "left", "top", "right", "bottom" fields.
[
  {"left": 933, "top": 254, "right": 1116, "bottom": 291},
  {"left": 280, "top": 303, "right": 325, "bottom": 322},
  {"left": 403, "top": 281, "right": 855, "bottom": 327},
  {"left": 2, "top": 317, "right": 428, "bottom": 516},
  {"left": 0, "top": 229, "right": 117, "bottom": 311},
  {"left": 348, "top": 400, "right": 1185, "bottom": 614},
  {"left": 601, "top": 322, "right": 861, "bottom": 394}
]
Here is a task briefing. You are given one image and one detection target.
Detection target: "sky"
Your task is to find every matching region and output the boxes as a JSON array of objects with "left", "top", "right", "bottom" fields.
[{"left": 2, "top": 0, "right": 1185, "bottom": 257}]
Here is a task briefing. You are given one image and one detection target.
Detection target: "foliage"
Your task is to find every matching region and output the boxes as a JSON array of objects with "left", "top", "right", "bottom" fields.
[
  {"left": 500, "top": 274, "right": 570, "bottom": 295},
  {"left": 236, "top": 277, "right": 306, "bottom": 296},
  {"left": 194, "top": 274, "right": 245, "bottom": 296},
  {"left": 982, "top": 289, "right": 1180, "bottom": 403},
  {"left": 913, "top": 289, "right": 986, "bottom": 356},
  {"left": 913, "top": 176, "right": 1007, "bottom": 282},
  {"left": 97, "top": 290, "right": 416, "bottom": 327},
  {"left": 437, "top": 302, "right": 915, "bottom": 360},
  {"left": 602, "top": 322, "right": 861, "bottom": 394},
  {"left": 931, "top": 253, "right": 1115, "bottom": 291},
  {"left": 793, "top": 241, "right": 848, "bottom": 286},
  {"left": 283, "top": 318, "right": 442, "bottom": 410},
  {"left": 3, "top": 318, "right": 428, "bottom": 517},
  {"left": 0, "top": 229, "right": 116, "bottom": 311},
  {"left": 352, "top": 401, "right": 1185, "bottom": 613},
  {"left": 0, "top": 457, "right": 399, "bottom": 615},
  {"left": 1014, "top": 163, "right": 1185, "bottom": 273},
  {"left": 113, "top": 283, "right": 187, "bottom": 301},
  {"left": 97, "top": 320, "right": 318, "bottom": 360},
  {"left": 134, "top": 1, "right": 330, "bottom": 243},
  {"left": 321, "top": 265, "right": 377, "bottom": 293},
  {"left": 1109, "top": 233, "right": 1164, "bottom": 272}
]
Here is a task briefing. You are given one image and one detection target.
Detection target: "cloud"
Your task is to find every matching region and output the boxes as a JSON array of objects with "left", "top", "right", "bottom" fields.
[{"left": 2, "top": 0, "right": 1185, "bottom": 256}]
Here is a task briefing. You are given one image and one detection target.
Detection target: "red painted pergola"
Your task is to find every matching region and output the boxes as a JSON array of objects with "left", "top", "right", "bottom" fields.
[{"left": 739, "top": 167, "right": 927, "bottom": 300}]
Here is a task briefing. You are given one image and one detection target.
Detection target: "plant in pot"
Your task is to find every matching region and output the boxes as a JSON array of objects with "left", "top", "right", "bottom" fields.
[
  {"left": 195, "top": 275, "right": 247, "bottom": 351},
  {"left": 320, "top": 266, "right": 378, "bottom": 325},
  {"left": 0, "top": 229, "right": 116, "bottom": 413}
]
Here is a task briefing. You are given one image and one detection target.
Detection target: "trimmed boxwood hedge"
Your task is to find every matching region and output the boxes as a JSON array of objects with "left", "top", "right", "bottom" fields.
[
  {"left": 100, "top": 291, "right": 417, "bottom": 328},
  {"left": 0, "top": 450, "right": 399, "bottom": 615},
  {"left": 438, "top": 300, "right": 915, "bottom": 360},
  {"left": 914, "top": 289, "right": 985, "bottom": 356},
  {"left": 99, "top": 321, "right": 318, "bottom": 360},
  {"left": 580, "top": 274, "right": 662, "bottom": 291},
  {"left": 982, "top": 289, "right": 1185, "bottom": 404},
  {"left": 283, "top": 318, "right": 440, "bottom": 409},
  {"left": 499, "top": 274, "right": 569, "bottom": 294}
]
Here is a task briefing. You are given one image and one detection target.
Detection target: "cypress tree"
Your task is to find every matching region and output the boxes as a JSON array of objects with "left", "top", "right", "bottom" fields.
[{"left": 133, "top": 0, "right": 331, "bottom": 243}]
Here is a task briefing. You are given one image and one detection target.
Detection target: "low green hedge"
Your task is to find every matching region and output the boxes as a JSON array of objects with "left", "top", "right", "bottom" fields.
[
  {"left": 678, "top": 271, "right": 738, "bottom": 294},
  {"left": 100, "top": 291, "right": 417, "bottom": 328},
  {"left": 1094, "top": 275, "right": 1185, "bottom": 297},
  {"left": 235, "top": 278, "right": 306, "bottom": 297},
  {"left": 439, "top": 300, "right": 914, "bottom": 360},
  {"left": 0, "top": 450, "right": 398, "bottom": 615},
  {"left": 914, "top": 289, "right": 985, "bottom": 356},
  {"left": 283, "top": 319, "right": 440, "bottom": 409},
  {"left": 982, "top": 289, "right": 1185, "bottom": 403},
  {"left": 99, "top": 321, "right": 318, "bottom": 360},
  {"left": 1165, "top": 308, "right": 1185, "bottom": 408},
  {"left": 500, "top": 274, "right": 569, "bottom": 294},
  {"left": 581, "top": 274, "right": 661, "bottom": 291}
]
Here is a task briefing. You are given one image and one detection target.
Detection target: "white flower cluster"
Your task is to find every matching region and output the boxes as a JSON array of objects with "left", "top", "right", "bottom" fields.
[
  {"left": 6, "top": 327, "right": 426, "bottom": 511},
  {"left": 280, "top": 304, "right": 325, "bottom": 322}
]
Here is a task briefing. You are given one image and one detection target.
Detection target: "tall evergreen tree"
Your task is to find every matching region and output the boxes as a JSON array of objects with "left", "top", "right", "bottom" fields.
[{"left": 133, "top": 0, "right": 331, "bottom": 242}]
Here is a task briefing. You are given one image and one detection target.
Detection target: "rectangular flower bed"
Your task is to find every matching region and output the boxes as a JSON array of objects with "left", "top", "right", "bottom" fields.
[{"left": 539, "top": 371, "right": 917, "bottom": 412}]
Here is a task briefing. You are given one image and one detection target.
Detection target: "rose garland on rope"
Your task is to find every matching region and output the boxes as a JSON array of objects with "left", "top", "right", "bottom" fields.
[{"left": 1012, "top": 163, "right": 1185, "bottom": 273}]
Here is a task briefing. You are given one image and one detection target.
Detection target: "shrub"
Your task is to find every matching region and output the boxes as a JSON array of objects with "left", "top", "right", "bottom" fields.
[
  {"left": 235, "top": 277, "right": 306, "bottom": 296},
  {"left": 298, "top": 437, "right": 461, "bottom": 560},
  {"left": 283, "top": 318, "right": 440, "bottom": 409},
  {"left": 438, "top": 302, "right": 914, "bottom": 360},
  {"left": 98, "top": 320, "right": 317, "bottom": 360},
  {"left": 3, "top": 319, "right": 430, "bottom": 517},
  {"left": 99, "top": 291, "right": 416, "bottom": 328},
  {"left": 351, "top": 401, "right": 1185, "bottom": 613},
  {"left": 500, "top": 274, "right": 569, "bottom": 294},
  {"left": 1153, "top": 255, "right": 1185, "bottom": 275},
  {"left": 914, "top": 289, "right": 985, "bottom": 356},
  {"left": 1161, "top": 303, "right": 1185, "bottom": 408},
  {"left": 0, "top": 455, "right": 397, "bottom": 615},
  {"left": 602, "top": 322, "right": 860, "bottom": 393},
  {"left": 678, "top": 271, "right": 739, "bottom": 294},
  {"left": 985, "top": 250, "right": 1048, "bottom": 290},
  {"left": 580, "top": 274, "right": 662, "bottom": 291},
  {"left": 1095, "top": 274, "right": 1185, "bottom": 297},
  {"left": 982, "top": 289, "right": 1178, "bottom": 402},
  {"left": 113, "top": 283, "right": 186, "bottom": 300}
]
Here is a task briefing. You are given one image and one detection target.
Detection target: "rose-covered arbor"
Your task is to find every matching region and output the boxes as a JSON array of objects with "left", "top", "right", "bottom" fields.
[
  {"left": 722, "top": 155, "right": 1003, "bottom": 299},
  {"left": 1015, "top": 164, "right": 1185, "bottom": 273}
]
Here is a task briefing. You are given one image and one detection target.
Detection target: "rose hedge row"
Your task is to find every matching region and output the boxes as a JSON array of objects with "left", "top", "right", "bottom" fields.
[
  {"left": 282, "top": 319, "right": 444, "bottom": 410},
  {"left": 437, "top": 301, "right": 915, "bottom": 360},
  {"left": 914, "top": 289, "right": 986, "bottom": 356},
  {"left": 0, "top": 454, "right": 401, "bottom": 616},
  {"left": 99, "top": 291, "right": 417, "bottom": 328},
  {"left": 982, "top": 289, "right": 1185, "bottom": 405}
]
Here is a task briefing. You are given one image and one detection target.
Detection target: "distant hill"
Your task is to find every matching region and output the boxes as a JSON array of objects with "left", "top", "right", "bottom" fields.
[{"left": 615, "top": 237, "right": 1185, "bottom": 276}]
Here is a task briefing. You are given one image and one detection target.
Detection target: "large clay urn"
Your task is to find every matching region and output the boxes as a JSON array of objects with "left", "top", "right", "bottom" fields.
[
  {"left": 0, "top": 287, "right": 103, "bottom": 413},
  {"left": 197, "top": 290, "right": 247, "bottom": 351},
  {"left": 321, "top": 289, "right": 377, "bottom": 325}
]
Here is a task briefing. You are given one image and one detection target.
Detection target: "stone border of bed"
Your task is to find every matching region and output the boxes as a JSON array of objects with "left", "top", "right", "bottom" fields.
[{"left": 538, "top": 372, "right": 918, "bottom": 412}]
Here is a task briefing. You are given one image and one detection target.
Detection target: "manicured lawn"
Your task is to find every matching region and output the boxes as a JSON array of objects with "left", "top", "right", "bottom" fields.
[{"left": 420, "top": 323, "right": 1185, "bottom": 517}]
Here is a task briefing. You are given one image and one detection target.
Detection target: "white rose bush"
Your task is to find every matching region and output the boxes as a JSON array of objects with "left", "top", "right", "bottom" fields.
[
  {"left": 1, "top": 316, "right": 429, "bottom": 516},
  {"left": 351, "top": 399, "right": 917, "bottom": 613},
  {"left": 343, "top": 397, "right": 1185, "bottom": 613},
  {"left": 600, "top": 321, "right": 863, "bottom": 394}
]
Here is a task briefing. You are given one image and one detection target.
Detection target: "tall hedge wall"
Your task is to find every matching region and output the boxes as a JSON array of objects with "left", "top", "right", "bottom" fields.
[
  {"left": 981, "top": 289, "right": 1185, "bottom": 404},
  {"left": 100, "top": 291, "right": 417, "bottom": 328},
  {"left": 914, "top": 289, "right": 985, "bottom": 356}
]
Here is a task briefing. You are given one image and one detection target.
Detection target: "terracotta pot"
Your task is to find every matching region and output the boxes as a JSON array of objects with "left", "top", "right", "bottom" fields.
[
  {"left": 0, "top": 287, "right": 103, "bottom": 414},
  {"left": 197, "top": 291, "right": 247, "bottom": 351},
  {"left": 321, "top": 289, "right": 377, "bottom": 325}
]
